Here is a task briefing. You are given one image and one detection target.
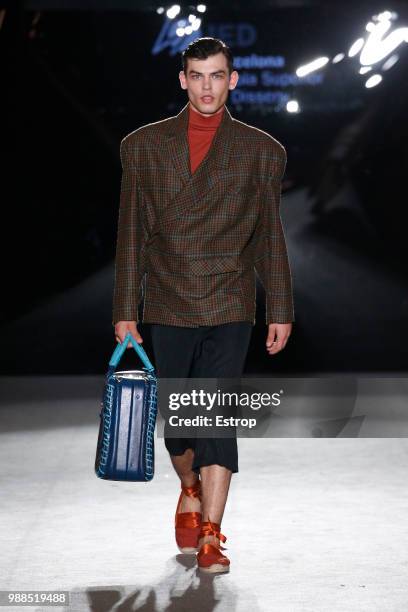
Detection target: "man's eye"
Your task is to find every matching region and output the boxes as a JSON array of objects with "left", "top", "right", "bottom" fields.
[{"left": 190, "top": 74, "right": 223, "bottom": 79}]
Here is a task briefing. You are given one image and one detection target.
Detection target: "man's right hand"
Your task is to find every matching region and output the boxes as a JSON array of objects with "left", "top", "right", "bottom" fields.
[{"left": 114, "top": 321, "right": 143, "bottom": 348}]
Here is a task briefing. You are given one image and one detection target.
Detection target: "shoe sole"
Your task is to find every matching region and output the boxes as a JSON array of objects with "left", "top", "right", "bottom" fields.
[
  {"left": 198, "top": 564, "right": 230, "bottom": 574},
  {"left": 178, "top": 546, "right": 198, "bottom": 554}
]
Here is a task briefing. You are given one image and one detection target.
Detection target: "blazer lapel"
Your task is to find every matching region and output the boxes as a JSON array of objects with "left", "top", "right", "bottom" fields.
[{"left": 157, "top": 101, "right": 234, "bottom": 230}]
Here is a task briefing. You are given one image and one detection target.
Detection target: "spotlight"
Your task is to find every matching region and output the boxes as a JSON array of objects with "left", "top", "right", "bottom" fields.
[
  {"left": 382, "top": 53, "right": 399, "bottom": 70},
  {"left": 360, "top": 12, "right": 408, "bottom": 65},
  {"left": 286, "top": 100, "right": 300, "bottom": 113},
  {"left": 377, "top": 10, "right": 394, "bottom": 22},
  {"left": 166, "top": 5, "right": 181, "bottom": 19},
  {"left": 296, "top": 56, "right": 329, "bottom": 77},
  {"left": 348, "top": 38, "right": 365, "bottom": 57},
  {"left": 365, "top": 73, "right": 382, "bottom": 88}
]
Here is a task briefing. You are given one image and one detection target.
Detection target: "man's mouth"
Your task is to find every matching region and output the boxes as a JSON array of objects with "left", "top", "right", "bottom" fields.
[{"left": 201, "top": 96, "right": 214, "bottom": 103}]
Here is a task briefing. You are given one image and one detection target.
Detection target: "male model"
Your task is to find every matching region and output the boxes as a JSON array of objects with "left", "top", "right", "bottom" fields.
[{"left": 112, "top": 37, "right": 294, "bottom": 573}]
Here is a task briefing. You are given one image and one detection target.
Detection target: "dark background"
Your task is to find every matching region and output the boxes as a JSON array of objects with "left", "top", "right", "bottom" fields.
[{"left": 2, "top": 0, "right": 408, "bottom": 374}]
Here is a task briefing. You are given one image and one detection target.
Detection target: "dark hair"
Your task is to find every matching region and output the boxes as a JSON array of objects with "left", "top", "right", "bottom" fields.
[{"left": 182, "top": 37, "right": 234, "bottom": 75}]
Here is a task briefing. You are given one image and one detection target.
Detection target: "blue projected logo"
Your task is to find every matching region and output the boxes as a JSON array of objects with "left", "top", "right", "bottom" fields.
[
  {"left": 152, "top": 20, "right": 257, "bottom": 57},
  {"left": 152, "top": 18, "right": 203, "bottom": 56}
]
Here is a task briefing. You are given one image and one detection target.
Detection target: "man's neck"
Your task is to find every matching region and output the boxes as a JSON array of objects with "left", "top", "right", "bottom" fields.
[{"left": 188, "top": 102, "right": 224, "bottom": 119}]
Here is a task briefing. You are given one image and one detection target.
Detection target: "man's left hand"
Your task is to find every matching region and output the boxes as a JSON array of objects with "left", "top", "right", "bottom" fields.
[{"left": 266, "top": 323, "right": 292, "bottom": 355}]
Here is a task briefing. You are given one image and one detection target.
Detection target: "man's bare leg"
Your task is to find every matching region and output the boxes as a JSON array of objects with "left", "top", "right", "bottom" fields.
[
  {"left": 171, "top": 453, "right": 232, "bottom": 542},
  {"left": 198, "top": 464, "right": 232, "bottom": 547},
  {"left": 171, "top": 449, "right": 201, "bottom": 513}
]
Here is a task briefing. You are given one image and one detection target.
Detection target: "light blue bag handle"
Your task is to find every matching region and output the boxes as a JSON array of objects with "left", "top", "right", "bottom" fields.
[{"left": 109, "top": 331, "right": 155, "bottom": 373}]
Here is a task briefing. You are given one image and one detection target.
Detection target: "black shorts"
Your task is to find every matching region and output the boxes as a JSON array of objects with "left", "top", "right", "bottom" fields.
[{"left": 149, "top": 322, "right": 253, "bottom": 474}]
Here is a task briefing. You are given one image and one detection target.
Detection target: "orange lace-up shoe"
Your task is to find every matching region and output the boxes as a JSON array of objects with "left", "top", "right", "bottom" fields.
[
  {"left": 175, "top": 479, "right": 202, "bottom": 554},
  {"left": 196, "top": 520, "right": 230, "bottom": 573}
]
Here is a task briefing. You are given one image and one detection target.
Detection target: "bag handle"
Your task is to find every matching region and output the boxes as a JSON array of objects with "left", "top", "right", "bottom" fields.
[{"left": 109, "top": 331, "right": 155, "bottom": 373}]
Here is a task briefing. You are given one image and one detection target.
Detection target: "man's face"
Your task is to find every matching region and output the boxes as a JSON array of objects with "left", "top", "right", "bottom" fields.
[{"left": 179, "top": 52, "right": 239, "bottom": 116}]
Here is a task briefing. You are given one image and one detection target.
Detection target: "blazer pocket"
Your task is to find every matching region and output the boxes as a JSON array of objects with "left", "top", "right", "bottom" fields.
[
  {"left": 188, "top": 255, "right": 245, "bottom": 275},
  {"left": 146, "top": 249, "right": 250, "bottom": 276}
]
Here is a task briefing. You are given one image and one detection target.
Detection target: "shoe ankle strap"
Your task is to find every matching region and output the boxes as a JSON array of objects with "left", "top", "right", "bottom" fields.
[
  {"left": 199, "top": 519, "right": 227, "bottom": 548},
  {"left": 181, "top": 479, "right": 201, "bottom": 499}
]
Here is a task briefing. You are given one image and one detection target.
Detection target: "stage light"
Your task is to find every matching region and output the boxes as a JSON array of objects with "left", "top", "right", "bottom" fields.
[
  {"left": 173, "top": 14, "right": 201, "bottom": 37},
  {"left": 197, "top": 4, "right": 206, "bottom": 12},
  {"left": 359, "top": 17, "right": 408, "bottom": 66},
  {"left": 166, "top": 5, "right": 181, "bottom": 19},
  {"left": 286, "top": 100, "right": 300, "bottom": 113},
  {"left": 296, "top": 56, "right": 329, "bottom": 77},
  {"left": 377, "top": 10, "right": 394, "bottom": 22},
  {"left": 359, "top": 66, "right": 372, "bottom": 74},
  {"left": 382, "top": 53, "right": 399, "bottom": 70},
  {"left": 332, "top": 53, "right": 345, "bottom": 63},
  {"left": 365, "top": 74, "right": 382, "bottom": 88},
  {"left": 348, "top": 38, "right": 365, "bottom": 57},
  {"left": 157, "top": 7, "right": 164, "bottom": 14}
]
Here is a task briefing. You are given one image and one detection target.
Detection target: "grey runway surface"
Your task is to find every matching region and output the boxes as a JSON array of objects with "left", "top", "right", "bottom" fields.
[{"left": 1, "top": 377, "right": 408, "bottom": 612}]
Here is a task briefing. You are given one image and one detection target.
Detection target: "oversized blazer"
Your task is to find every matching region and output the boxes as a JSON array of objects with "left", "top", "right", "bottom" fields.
[{"left": 112, "top": 101, "right": 294, "bottom": 328}]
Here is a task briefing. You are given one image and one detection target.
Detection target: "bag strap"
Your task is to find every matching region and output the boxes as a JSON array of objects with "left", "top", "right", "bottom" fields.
[{"left": 109, "top": 331, "right": 155, "bottom": 373}]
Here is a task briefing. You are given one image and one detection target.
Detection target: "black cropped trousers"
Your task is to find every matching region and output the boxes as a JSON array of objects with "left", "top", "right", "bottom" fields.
[{"left": 149, "top": 322, "right": 253, "bottom": 474}]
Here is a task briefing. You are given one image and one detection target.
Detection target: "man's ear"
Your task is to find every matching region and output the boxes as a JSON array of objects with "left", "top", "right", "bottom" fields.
[
  {"left": 179, "top": 70, "right": 187, "bottom": 90},
  {"left": 229, "top": 70, "right": 239, "bottom": 91}
]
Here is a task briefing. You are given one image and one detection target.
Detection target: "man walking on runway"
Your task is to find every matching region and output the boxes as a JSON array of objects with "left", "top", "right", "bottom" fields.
[{"left": 112, "top": 37, "right": 294, "bottom": 573}]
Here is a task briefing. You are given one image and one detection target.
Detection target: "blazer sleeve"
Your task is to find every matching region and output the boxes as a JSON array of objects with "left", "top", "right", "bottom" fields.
[
  {"left": 112, "top": 137, "right": 146, "bottom": 326},
  {"left": 254, "top": 145, "right": 295, "bottom": 324}
]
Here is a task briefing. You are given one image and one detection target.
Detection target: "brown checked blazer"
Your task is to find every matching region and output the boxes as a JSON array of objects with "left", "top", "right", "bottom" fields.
[{"left": 112, "top": 101, "right": 294, "bottom": 328}]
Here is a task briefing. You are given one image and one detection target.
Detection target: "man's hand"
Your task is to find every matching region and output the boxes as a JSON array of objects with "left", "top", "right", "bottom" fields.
[
  {"left": 115, "top": 321, "right": 143, "bottom": 348},
  {"left": 266, "top": 323, "right": 292, "bottom": 355}
]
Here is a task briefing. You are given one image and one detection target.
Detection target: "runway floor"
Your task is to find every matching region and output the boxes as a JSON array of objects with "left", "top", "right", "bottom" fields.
[{"left": 1, "top": 377, "right": 408, "bottom": 611}]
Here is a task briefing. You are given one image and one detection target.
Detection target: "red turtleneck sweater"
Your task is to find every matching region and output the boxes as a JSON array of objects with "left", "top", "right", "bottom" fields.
[{"left": 188, "top": 103, "right": 224, "bottom": 174}]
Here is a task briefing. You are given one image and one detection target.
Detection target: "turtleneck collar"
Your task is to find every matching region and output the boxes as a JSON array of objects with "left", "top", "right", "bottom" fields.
[{"left": 188, "top": 103, "right": 224, "bottom": 129}]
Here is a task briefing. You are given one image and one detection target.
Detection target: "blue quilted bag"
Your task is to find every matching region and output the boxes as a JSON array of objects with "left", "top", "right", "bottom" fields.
[{"left": 95, "top": 332, "right": 157, "bottom": 481}]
